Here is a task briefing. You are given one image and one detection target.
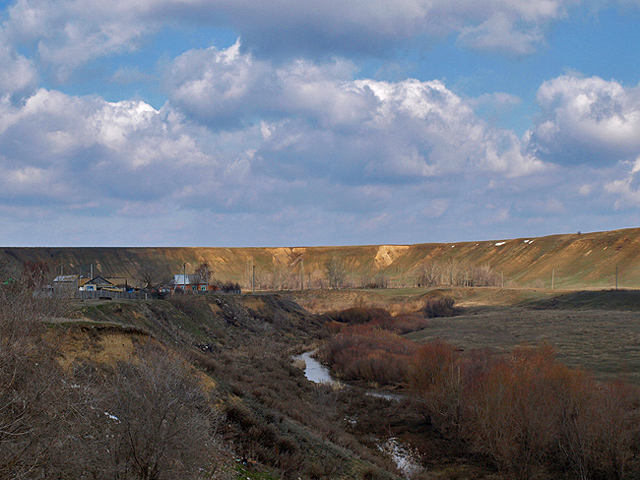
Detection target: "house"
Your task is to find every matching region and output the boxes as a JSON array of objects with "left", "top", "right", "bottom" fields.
[
  {"left": 170, "top": 274, "right": 217, "bottom": 293},
  {"left": 79, "top": 275, "right": 113, "bottom": 292},
  {"left": 53, "top": 275, "right": 81, "bottom": 296}
]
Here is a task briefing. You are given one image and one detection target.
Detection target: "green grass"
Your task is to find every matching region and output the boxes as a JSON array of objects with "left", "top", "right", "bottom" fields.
[{"left": 234, "top": 462, "right": 280, "bottom": 480}]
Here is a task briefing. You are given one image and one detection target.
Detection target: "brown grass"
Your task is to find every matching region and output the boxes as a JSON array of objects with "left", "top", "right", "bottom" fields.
[{"left": 406, "top": 306, "right": 640, "bottom": 383}]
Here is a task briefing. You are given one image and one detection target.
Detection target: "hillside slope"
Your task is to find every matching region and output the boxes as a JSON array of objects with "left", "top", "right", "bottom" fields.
[{"left": 2, "top": 227, "right": 640, "bottom": 289}]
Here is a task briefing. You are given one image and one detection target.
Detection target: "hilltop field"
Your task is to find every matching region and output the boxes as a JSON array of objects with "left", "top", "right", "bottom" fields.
[{"left": 3, "top": 227, "right": 640, "bottom": 290}]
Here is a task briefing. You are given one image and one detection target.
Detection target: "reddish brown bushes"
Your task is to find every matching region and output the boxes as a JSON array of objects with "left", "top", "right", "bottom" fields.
[
  {"left": 325, "top": 316, "right": 640, "bottom": 480},
  {"left": 324, "top": 326, "right": 418, "bottom": 385},
  {"left": 408, "top": 343, "right": 640, "bottom": 479},
  {"left": 327, "top": 307, "right": 392, "bottom": 325}
]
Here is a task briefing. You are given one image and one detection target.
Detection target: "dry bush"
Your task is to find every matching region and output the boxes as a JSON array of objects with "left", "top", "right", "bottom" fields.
[
  {"left": 327, "top": 306, "right": 392, "bottom": 325},
  {"left": 462, "top": 346, "right": 563, "bottom": 479},
  {"left": 327, "top": 306, "right": 431, "bottom": 335},
  {"left": 0, "top": 262, "right": 76, "bottom": 479},
  {"left": 422, "top": 296, "right": 457, "bottom": 318},
  {"left": 324, "top": 325, "right": 418, "bottom": 385},
  {"left": 408, "top": 340, "right": 463, "bottom": 435},
  {"left": 408, "top": 343, "right": 640, "bottom": 480},
  {"left": 100, "top": 346, "right": 221, "bottom": 480}
]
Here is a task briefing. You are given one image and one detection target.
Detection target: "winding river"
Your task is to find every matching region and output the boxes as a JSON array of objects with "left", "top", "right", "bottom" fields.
[{"left": 292, "top": 350, "right": 422, "bottom": 478}]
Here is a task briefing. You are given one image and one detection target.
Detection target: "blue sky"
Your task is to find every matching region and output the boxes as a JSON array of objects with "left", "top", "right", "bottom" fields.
[{"left": 2, "top": 0, "right": 640, "bottom": 247}]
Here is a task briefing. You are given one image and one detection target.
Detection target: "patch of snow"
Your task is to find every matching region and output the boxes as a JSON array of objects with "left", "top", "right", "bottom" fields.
[
  {"left": 495, "top": 241, "right": 506, "bottom": 246},
  {"left": 104, "top": 412, "right": 120, "bottom": 422},
  {"left": 378, "top": 437, "right": 423, "bottom": 478}
]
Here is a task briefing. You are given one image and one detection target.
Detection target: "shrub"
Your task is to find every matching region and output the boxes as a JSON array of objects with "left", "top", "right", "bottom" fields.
[
  {"left": 324, "top": 325, "right": 418, "bottom": 386},
  {"left": 327, "top": 307, "right": 392, "bottom": 325},
  {"left": 422, "top": 296, "right": 457, "bottom": 318}
]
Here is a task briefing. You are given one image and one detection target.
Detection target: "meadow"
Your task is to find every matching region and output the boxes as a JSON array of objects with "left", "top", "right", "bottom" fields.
[{"left": 407, "top": 305, "right": 640, "bottom": 383}]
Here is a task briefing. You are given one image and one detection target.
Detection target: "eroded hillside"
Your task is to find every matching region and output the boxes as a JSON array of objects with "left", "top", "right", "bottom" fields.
[{"left": 3, "top": 227, "right": 640, "bottom": 289}]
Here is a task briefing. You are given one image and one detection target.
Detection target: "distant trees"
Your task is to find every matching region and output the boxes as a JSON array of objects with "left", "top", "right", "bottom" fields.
[
  {"left": 325, "top": 256, "right": 347, "bottom": 289},
  {"left": 136, "top": 263, "right": 171, "bottom": 292},
  {"left": 194, "top": 261, "right": 212, "bottom": 286},
  {"left": 416, "top": 260, "right": 502, "bottom": 287}
]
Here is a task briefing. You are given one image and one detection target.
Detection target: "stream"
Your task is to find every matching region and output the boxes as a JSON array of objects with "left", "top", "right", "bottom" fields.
[
  {"left": 293, "top": 351, "right": 404, "bottom": 401},
  {"left": 293, "top": 351, "right": 422, "bottom": 478}
]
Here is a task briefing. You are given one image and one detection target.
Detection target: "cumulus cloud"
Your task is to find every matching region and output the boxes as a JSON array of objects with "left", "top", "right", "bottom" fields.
[
  {"left": 605, "top": 157, "right": 640, "bottom": 208},
  {"left": 0, "top": 45, "right": 551, "bottom": 245},
  {"left": 2, "top": 0, "right": 578, "bottom": 79},
  {"left": 4, "top": 0, "right": 159, "bottom": 81},
  {"left": 528, "top": 75, "right": 640, "bottom": 164},
  {"left": 0, "top": 40, "right": 38, "bottom": 98},
  {"left": 165, "top": 42, "right": 544, "bottom": 184}
]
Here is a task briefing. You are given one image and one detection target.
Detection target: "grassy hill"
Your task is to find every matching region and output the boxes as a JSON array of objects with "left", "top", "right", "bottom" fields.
[{"left": 2, "top": 227, "right": 640, "bottom": 289}]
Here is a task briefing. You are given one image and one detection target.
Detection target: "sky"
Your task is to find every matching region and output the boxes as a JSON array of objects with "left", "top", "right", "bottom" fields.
[{"left": 2, "top": 1, "right": 640, "bottom": 247}]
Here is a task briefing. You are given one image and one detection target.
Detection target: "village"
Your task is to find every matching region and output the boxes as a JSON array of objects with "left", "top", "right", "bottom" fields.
[{"left": 49, "top": 267, "right": 241, "bottom": 299}]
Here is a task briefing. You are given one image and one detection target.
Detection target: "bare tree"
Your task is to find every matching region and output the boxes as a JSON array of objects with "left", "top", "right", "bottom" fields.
[
  {"left": 194, "top": 261, "right": 212, "bottom": 286},
  {"left": 268, "top": 264, "right": 287, "bottom": 291},
  {"left": 0, "top": 265, "right": 72, "bottom": 479},
  {"left": 136, "top": 263, "right": 171, "bottom": 292},
  {"left": 102, "top": 347, "right": 220, "bottom": 480},
  {"left": 325, "top": 256, "right": 346, "bottom": 289}
]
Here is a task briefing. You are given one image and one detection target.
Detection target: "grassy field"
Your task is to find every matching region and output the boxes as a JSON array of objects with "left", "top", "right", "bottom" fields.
[
  {"left": 406, "top": 289, "right": 640, "bottom": 383},
  {"left": 285, "top": 286, "right": 640, "bottom": 382}
]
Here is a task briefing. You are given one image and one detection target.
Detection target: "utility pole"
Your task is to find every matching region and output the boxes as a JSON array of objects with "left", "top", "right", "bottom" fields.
[
  {"left": 300, "top": 258, "right": 304, "bottom": 291},
  {"left": 616, "top": 265, "right": 619, "bottom": 290},
  {"left": 501, "top": 270, "right": 504, "bottom": 289},
  {"left": 551, "top": 269, "right": 555, "bottom": 290},
  {"left": 252, "top": 265, "right": 255, "bottom": 294}
]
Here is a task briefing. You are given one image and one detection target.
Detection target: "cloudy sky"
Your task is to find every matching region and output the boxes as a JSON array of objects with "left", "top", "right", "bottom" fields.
[{"left": 2, "top": 0, "right": 640, "bottom": 247}]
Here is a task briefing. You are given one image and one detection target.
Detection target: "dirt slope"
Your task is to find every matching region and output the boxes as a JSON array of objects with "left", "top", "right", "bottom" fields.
[{"left": 2, "top": 227, "right": 640, "bottom": 289}]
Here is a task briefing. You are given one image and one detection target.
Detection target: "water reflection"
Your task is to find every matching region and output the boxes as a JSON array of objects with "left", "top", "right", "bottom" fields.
[{"left": 293, "top": 351, "right": 336, "bottom": 385}]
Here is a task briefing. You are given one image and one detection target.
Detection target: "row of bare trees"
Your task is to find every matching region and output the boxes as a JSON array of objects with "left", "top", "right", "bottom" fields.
[
  {"left": 416, "top": 260, "right": 503, "bottom": 287},
  {"left": 240, "top": 257, "right": 506, "bottom": 291}
]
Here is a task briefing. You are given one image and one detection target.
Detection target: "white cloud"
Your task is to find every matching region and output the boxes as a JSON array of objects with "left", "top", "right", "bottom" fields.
[
  {"left": 2, "top": 0, "right": 579, "bottom": 80},
  {"left": 605, "top": 157, "right": 640, "bottom": 208},
  {"left": 458, "top": 11, "right": 544, "bottom": 55},
  {"left": 165, "top": 42, "right": 545, "bottom": 183},
  {"left": 529, "top": 75, "right": 640, "bottom": 164},
  {"left": 0, "top": 41, "right": 38, "bottom": 97},
  {"left": 0, "top": 61, "right": 549, "bottom": 245},
  {"left": 4, "top": 0, "right": 157, "bottom": 81}
]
